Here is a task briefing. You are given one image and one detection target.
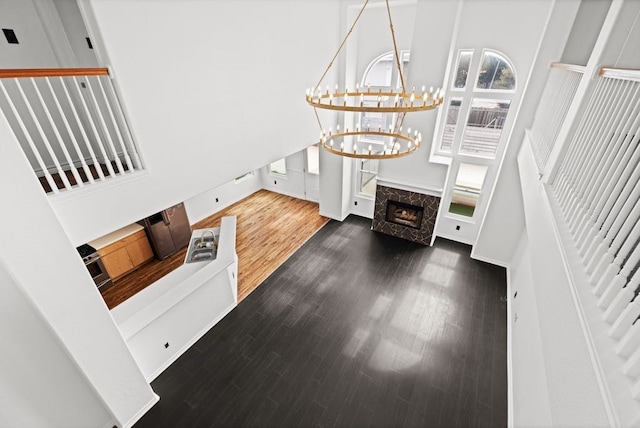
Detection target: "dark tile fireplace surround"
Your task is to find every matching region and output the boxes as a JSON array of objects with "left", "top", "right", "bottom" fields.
[{"left": 372, "top": 184, "right": 440, "bottom": 245}]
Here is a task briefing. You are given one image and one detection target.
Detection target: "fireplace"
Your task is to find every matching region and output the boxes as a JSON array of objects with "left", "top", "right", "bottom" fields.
[
  {"left": 372, "top": 184, "right": 440, "bottom": 245},
  {"left": 386, "top": 200, "right": 424, "bottom": 229}
]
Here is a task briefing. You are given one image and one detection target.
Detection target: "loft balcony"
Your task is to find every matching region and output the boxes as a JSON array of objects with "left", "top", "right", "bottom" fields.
[{"left": 0, "top": 68, "right": 144, "bottom": 195}]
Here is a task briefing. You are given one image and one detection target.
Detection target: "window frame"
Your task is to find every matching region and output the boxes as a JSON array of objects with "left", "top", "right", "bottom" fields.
[
  {"left": 268, "top": 158, "right": 287, "bottom": 177},
  {"left": 434, "top": 48, "right": 517, "bottom": 227},
  {"left": 436, "top": 49, "right": 516, "bottom": 159}
]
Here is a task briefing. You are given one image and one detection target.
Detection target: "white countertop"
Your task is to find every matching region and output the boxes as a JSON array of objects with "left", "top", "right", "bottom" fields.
[{"left": 88, "top": 223, "right": 145, "bottom": 250}]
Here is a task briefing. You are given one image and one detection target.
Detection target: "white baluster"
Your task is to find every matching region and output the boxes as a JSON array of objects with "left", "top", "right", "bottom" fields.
[
  {"left": 594, "top": 263, "right": 621, "bottom": 295},
  {"left": 623, "top": 345, "right": 640, "bottom": 377},
  {"left": 70, "top": 77, "right": 107, "bottom": 181},
  {"left": 39, "top": 77, "right": 81, "bottom": 190},
  {"left": 632, "top": 378, "right": 640, "bottom": 400},
  {"left": 58, "top": 77, "right": 94, "bottom": 184},
  {"left": 566, "top": 79, "right": 621, "bottom": 227},
  {"left": 0, "top": 80, "right": 59, "bottom": 193},
  {"left": 598, "top": 275, "right": 627, "bottom": 309},
  {"left": 102, "top": 76, "right": 142, "bottom": 170},
  {"left": 586, "top": 242, "right": 612, "bottom": 276},
  {"left": 617, "top": 322, "right": 640, "bottom": 358},
  {"left": 609, "top": 298, "right": 640, "bottom": 339},
  {"left": 95, "top": 75, "right": 133, "bottom": 173},
  {"left": 603, "top": 286, "right": 635, "bottom": 323},
  {"left": 588, "top": 198, "right": 640, "bottom": 276},
  {"left": 84, "top": 76, "right": 121, "bottom": 176}
]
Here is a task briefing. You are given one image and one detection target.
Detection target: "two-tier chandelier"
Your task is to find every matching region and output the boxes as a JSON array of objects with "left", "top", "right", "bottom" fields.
[{"left": 305, "top": 0, "right": 444, "bottom": 160}]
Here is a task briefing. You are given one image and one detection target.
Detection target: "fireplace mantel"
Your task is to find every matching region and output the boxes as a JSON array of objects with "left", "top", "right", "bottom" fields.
[{"left": 376, "top": 177, "right": 442, "bottom": 198}]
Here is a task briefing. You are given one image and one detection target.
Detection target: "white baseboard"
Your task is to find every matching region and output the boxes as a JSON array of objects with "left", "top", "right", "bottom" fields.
[
  {"left": 434, "top": 232, "right": 475, "bottom": 246},
  {"left": 470, "top": 251, "right": 510, "bottom": 268},
  {"left": 121, "top": 393, "right": 160, "bottom": 428}
]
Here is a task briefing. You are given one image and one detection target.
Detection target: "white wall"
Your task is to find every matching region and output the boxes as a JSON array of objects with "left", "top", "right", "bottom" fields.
[
  {"left": 516, "top": 135, "right": 608, "bottom": 426},
  {"left": 261, "top": 151, "right": 307, "bottom": 200},
  {"left": 0, "top": 260, "right": 113, "bottom": 428},
  {"left": 53, "top": 0, "right": 99, "bottom": 67},
  {"left": 185, "top": 170, "right": 262, "bottom": 224},
  {"left": 42, "top": 0, "right": 341, "bottom": 245},
  {"left": 378, "top": 0, "right": 455, "bottom": 193},
  {"left": 0, "top": 109, "right": 157, "bottom": 427},
  {"left": 509, "top": 233, "right": 553, "bottom": 427},
  {"left": 0, "top": 0, "right": 60, "bottom": 67},
  {"left": 561, "top": 0, "right": 612, "bottom": 66},
  {"left": 356, "top": 0, "right": 455, "bottom": 219},
  {"left": 439, "top": 0, "right": 561, "bottom": 249},
  {"left": 472, "top": 0, "right": 581, "bottom": 265}
]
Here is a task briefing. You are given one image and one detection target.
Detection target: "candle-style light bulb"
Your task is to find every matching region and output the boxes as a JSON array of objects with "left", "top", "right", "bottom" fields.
[
  {"left": 340, "top": 142, "right": 344, "bottom": 152},
  {"left": 368, "top": 145, "right": 372, "bottom": 155},
  {"left": 330, "top": 139, "right": 334, "bottom": 147}
]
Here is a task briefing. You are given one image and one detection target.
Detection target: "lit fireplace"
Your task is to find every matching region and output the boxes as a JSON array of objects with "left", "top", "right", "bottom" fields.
[
  {"left": 372, "top": 184, "right": 440, "bottom": 245},
  {"left": 386, "top": 200, "right": 424, "bottom": 229}
]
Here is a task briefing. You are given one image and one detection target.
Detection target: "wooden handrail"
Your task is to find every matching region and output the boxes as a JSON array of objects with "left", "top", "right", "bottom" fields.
[
  {"left": 0, "top": 68, "right": 109, "bottom": 78},
  {"left": 600, "top": 67, "right": 640, "bottom": 82},
  {"left": 550, "top": 62, "right": 586, "bottom": 74}
]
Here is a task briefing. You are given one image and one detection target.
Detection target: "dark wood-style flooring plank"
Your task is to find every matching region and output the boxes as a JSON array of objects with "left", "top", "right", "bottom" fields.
[{"left": 135, "top": 215, "right": 508, "bottom": 428}]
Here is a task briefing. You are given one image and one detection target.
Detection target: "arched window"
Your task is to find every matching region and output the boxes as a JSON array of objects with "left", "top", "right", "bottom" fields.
[
  {"left": 356, "top": 51, "right": 409, "bottom": 196},
  {"left": 441, "top": 49, "right": 516, "bottom": 158},
  {"left": 439, "top": 49, "right": 516, "bottom": 219}
]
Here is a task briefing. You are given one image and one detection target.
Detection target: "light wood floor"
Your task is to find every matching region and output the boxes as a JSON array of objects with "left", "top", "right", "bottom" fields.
[{"left": 101, "top": 190, "right": 329, "bottom": 309}]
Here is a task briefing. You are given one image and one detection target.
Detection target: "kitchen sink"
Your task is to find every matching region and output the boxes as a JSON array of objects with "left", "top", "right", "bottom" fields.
[{"left": 185, "top": 233, "right": 218, "bottom": 264}]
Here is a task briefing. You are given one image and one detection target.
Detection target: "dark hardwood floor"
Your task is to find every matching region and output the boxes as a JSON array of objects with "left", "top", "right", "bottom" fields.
[{"left": 135, "top": 215, "right": 508, "bottom": 428}]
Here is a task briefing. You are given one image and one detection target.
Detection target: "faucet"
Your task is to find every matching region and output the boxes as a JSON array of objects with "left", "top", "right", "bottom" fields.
[{"left": 198, "top": 229, "right": 217, "bottom": 248}]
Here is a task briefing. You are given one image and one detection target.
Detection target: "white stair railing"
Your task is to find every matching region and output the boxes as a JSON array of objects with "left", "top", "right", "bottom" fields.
[
  {"left": 0, "top": 68, "right": 143, "bottom": 194},
  {"left": 550, "top": 66, "right": 640, "bottom": 409},
  {"left": 529, "top": 63, "right": 585, "bottom": 169}
]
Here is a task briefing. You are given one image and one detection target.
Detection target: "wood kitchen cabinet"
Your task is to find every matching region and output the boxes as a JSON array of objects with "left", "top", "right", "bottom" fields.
[{"left": 98, "top": 229, "right": 154, "bottom": 281}]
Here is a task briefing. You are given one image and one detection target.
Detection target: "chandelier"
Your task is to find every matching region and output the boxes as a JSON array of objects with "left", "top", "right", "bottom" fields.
[{"left": 305, "top": 0, "right": 444, "bottom": 160}]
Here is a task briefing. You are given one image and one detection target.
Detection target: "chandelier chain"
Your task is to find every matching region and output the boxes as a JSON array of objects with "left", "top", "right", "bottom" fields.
[
  {"left": 313, "top": 0, "right": 371, "bottom": 92},
  {"left": 385, "top": 0, "right": 406, "bottom": 94}
]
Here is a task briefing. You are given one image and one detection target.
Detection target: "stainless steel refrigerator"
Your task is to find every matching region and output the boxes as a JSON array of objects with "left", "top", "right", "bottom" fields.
[{"left": 142, "top": 202, "right": 192, "bottom": 260}]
